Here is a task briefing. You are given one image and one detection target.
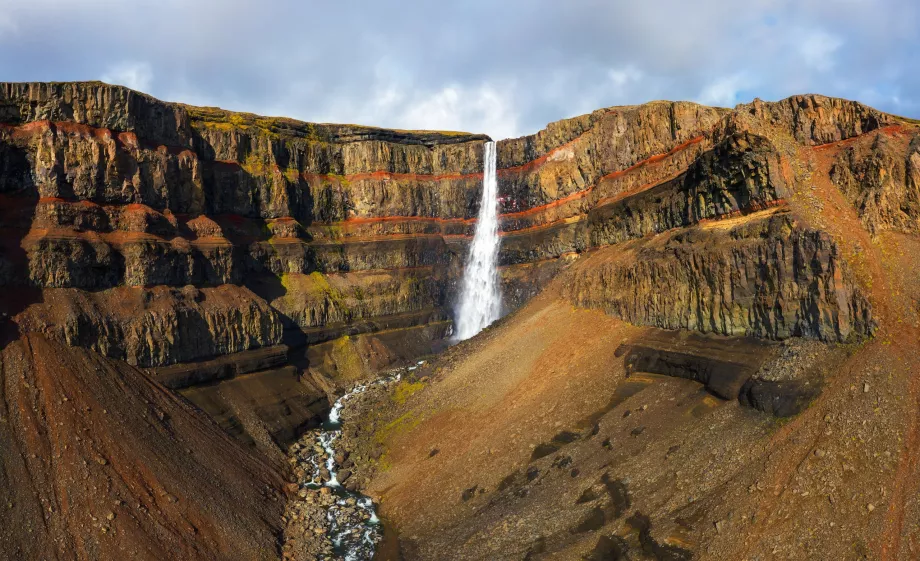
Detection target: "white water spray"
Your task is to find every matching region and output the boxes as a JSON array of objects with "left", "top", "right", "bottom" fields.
[{"left": 454, "top": 141, "right": 502, "bottom": 341}]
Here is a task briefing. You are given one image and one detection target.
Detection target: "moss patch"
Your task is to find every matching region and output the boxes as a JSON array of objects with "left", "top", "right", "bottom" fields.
[
  {"left": 329, "top": 335, "right": 365, "bottom": 381},
  {"left": 377, "top": 412, "right": 423, "bottom": 442},
  {"left": 391, "top": 379, "right": 425, "bottom": 406},
  {"left": 185, "top": 105, "right": 326, "bottom": 142},
  {"left": 309, "top": 272, "right": 348, "bottom": 309}
]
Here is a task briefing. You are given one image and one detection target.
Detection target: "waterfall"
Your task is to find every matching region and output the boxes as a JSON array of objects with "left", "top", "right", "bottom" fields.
[{"left": 454, "top": 141, "right": 502, "bottom": 341}]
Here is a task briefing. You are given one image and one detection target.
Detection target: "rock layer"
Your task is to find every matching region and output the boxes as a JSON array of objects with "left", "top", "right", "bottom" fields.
[
  {"left": 2, "top": 84, "right": 911, "bottom": 461},
  {"left": 3, "top": 84, "right": 904, "bottom": 372},
  {"left": 564, "top": 211, "right": 873, "bottom": 342}
]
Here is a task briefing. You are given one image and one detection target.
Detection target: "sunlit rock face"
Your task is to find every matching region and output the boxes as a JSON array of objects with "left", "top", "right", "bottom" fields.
[
  {"left": 1, "top": 85, "right": 897, "bottom": 452},
  {"left": 2, "top": 86, "right": 890, "bottom": 373}
]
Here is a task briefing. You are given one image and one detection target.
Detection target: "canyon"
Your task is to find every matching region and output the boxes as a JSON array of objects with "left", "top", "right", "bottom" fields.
[{"left": 1, "top": 81, "right": 919, "bottom": 560}]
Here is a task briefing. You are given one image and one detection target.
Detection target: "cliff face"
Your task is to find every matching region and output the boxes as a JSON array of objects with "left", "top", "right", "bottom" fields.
[
  {"left": 563, "top": 211, "right": 873, "bottom": 342},
  {"left": 2, "top": 83, "right": 916, "bottom": 449},
  {"left": 2, "top": 82, "right": 920, "bottom": 560},
  {"left": 0, "top": 82, "right": 494, "bottom": 468},
  {"left": 2, "top": 83, "right": 915, "bottom": 452},
  {"left": 492, "top": 94, "right": 916, "bottom": 342},
  {"left": 0, "top": 83, "right": 489, "bottom": 380},
  {"left": 2, "top": 85, "right": 900, "bottom": 358},
  {"left": 352, "top": 97, "right": 920, "bottom": 561}
]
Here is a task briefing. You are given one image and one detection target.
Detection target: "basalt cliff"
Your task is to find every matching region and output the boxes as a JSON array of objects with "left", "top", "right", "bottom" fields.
[{"left": 1, "top": 82, "right": 919, "bottom": 560}]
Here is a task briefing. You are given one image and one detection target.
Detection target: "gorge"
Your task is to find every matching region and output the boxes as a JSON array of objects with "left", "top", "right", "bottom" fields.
[{"left": 1, "top": 82, "right": 919, "bottom": 560}]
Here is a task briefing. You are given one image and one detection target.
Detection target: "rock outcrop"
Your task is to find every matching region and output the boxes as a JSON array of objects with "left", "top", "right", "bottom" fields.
[
  {"left": 827, "top": 127, "right": 920, "bottom": 234},
  {"left": 17, "top": 285, "right": 282, "bottom": 366},
  {"left": 0, "top": 83, "right": 487, "bottom": 376},
  {"left": 0, "top": 83, "right": 491, "bottom": 476},
  {"left": 563, "top": 211, "right": 873, "bottom": 342},
  {"left": 3, "top": 85, "right": 902, "bottom": 373}
]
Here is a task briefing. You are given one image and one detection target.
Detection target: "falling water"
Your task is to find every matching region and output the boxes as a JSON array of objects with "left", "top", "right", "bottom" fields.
[{"left": 454, "top": 141, "right": 502, "bottom": 341}]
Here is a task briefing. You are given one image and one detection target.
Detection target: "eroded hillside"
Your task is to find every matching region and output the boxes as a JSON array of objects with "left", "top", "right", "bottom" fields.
[{"left": 0, "top": 334, "right": 287, "bottom": 560}]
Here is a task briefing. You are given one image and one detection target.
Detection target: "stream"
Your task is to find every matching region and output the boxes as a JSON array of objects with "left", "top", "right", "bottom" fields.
[{"left": 292, "top": 362, "right": 423, "bottom": 561}]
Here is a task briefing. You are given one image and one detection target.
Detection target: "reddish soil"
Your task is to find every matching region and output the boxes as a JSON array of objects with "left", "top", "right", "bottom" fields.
[{"left": 0, "top": 334, "right": 288, "bottom": 561}]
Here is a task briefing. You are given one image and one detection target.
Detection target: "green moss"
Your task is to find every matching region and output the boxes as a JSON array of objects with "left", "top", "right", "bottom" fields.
[
  {"left": 184, "top": 104, "right": 479, "bottom": 146},
  {"left": 283, "top": 168, "right": 301, "bottom": 183},
  {"left": 375, "top": 411, "right": 422, "bottom": 444},
  {"left": 330, "top": 335, "right": 364, "bottom": 380},
  {"left": 391, "top": 379, "right": 425, "bottom": 406},
  {"left": 281, "top": 272, "right": 348, "bottom": 305},
  {"left": 309, "top": 272, "right": 348, "bottom": 307},
  {"left": 372, "top": 408, "right": 426, "bottom": 473},
  {"left": 195, "top": 120, "right": 235, "bottom": 133},
  {"left": 319, "top": 224, "right": 344, "bottom": 240},
  {"left": 334, "top": 174, "right": 351, "bottom": 188},
  {"left": 389, "top": 128, "right": 472, "bottom": 137},
  {"left": 240, "top": 152, "right": 271, "bottom": 176},
  {"left": 279, "top": 272, "right": 295, "bottom": 292},
  {"left": 184, "top": 105, "right": 329, "bottom": 143}
]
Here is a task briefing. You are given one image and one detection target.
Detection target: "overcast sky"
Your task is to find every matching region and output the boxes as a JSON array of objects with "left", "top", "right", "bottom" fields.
[{"left": 0, "top": 0, "right": 917, "bottom": 139}]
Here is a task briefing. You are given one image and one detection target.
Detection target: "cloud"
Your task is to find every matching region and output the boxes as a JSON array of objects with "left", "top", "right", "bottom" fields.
[
  {"left": 697, "top": 74, "right": 751, "bottom": 108},
  {"left": 0, "top": 13, "right": 16, "bottom": 37},
  {"left": 306, "top": 69, "right": 519, "bottom": 138},
  {"left": 799, "top": 30, "right": 844, "bottom": 71},
  {"left": 608, "top": 67, "right": 643, "bottom": 89},
  {"left": 101, "top": 62, "right": 153, "bottom": 92},
  {"left": 0, "top": 0, "right": 916, "bottom": 138},
  {"left": 400, "top": 85, "right": 519, "bottom": 140}
]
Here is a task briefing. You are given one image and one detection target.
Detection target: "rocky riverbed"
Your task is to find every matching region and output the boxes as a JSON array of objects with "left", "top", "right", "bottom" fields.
[{"left": 282, "top": 365, "right": 422, "bottom": 560}]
